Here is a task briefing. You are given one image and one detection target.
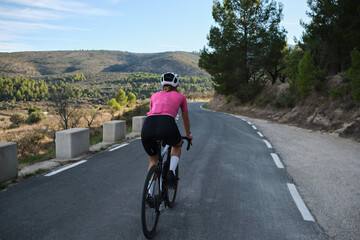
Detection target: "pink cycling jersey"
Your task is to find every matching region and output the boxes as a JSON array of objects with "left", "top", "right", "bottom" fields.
[{"left": 147, "top": 91, "right": 188, "bottom": 118}]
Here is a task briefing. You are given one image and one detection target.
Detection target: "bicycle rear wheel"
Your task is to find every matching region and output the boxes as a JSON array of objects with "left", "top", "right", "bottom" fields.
[
  {"left": 165, "top": 165, "right": 179, "bottom": 208},
  {"left": 141, "top": 165, "right": 160, "bottom": 239}
]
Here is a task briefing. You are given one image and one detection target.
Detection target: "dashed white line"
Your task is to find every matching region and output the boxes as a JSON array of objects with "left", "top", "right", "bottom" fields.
[
  {"left": 263, "top": 139, "right": 273, "bottom": 148},
  {"left": 252, "top": 125, "right": 257, "bottom": 130},
  {"left": 247, "top": 121, "right": 252, "bottom": 125},
  {"left": 109, "top": 143, "right": 129, "bottom": 152},
  {"left": 270, "top": 153, "right": 284, "bottom": 168},
  {"left": 45, "top": 160, "right": 87, "bottom": 177},
  {"left": 257, "top": 132, "right": 264, "bottom": 137},
  {"left": 287, "top": 183, "right": 315, "bottom": 221}
]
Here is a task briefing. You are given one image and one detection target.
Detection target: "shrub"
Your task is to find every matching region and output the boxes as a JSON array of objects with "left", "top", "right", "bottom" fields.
[
  {"left": 329, "top": 88, "right": 342, "bottom": 100},
  {"left": 10, "top": 113, "right": 27, "bottom": 125},
  {"left": 25, "top": 112, "right": 46, "bottom": 124},
  {"left": 0, "top": 117, "right": 5, "bottom": 121},
  {"left": 255, "top": 93, "right": 273, "bottom": 107},
  {"left": 117, "top": 102, "right": 149, "bottom": 128},
  {"left": 9, "top": 123, "right": 19, "bottom": 129},
  {"left": 347, "top": 48, "right": 360, "bottom": 102},
  {"left": 226, "top": 95, "right": 233, "bottom": 104},
  {"left": 17, "top": 133, "right": 45, "bottom": 157},
  {"left": 28, "top": 107, "right": 40, "bottom": 115},
  {"left": 271, "top": 92, "right": 295, "bottom": 109}
]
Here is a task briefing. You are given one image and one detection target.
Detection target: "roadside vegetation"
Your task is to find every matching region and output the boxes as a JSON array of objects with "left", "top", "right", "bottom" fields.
[
  {"left": 200, "top": 0, "right": 360, "bottom": 106},
  {"left": 200, "top": 0, "right": 360, "bottom": 141}
]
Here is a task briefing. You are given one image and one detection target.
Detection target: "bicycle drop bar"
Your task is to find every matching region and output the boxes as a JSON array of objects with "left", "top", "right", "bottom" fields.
[{"left": 182, "top": 136, "right": 192, "bottom": 151}]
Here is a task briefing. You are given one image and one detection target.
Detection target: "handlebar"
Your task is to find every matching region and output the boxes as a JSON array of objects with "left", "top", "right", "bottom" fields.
[{"left": 182, "top": 136, "right": 192, "bottom": 151}]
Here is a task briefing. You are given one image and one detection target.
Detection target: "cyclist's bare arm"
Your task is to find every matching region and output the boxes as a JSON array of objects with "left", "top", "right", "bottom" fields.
[{"left": 181, "top": 111, "right": 193, "bottom": 142}]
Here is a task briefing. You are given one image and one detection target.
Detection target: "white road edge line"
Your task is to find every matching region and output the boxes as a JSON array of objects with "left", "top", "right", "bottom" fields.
[
  {"left": 287, "top": 183, "right": 315, "bottom": 221},
  {"left": 200, "top": 104, "right": 213, "bottom": 112},
  {"left": 257, "top": 131, "right": 264, "bottom": 137},
  {"left": 109, "top": 143, "right": 129, "bottom": 152},
  {"left": 45, "top": 160, "right": 87, "bottom": 177},
  {"left": 252, "top": 125, "right": 257, "bottom": 130},
  {"left": 263, "top": 139, "right": 273, "bottom": 148},
  {"left": 270, "top": 153, "right": 284, "bottom": 168},
  {"left": 247, "top": 121, "right": 252, "bottom": 125}
]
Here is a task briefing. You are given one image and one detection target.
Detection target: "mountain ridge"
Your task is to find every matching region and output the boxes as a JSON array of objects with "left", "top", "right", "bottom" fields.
[{"left": 0, "top": 50, "right": 209, "bottom": 78}]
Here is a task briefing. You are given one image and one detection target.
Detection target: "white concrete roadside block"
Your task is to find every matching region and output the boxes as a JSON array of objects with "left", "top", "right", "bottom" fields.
[
  {"left": 132, "top": 116, "right": 146, "bottom": 133},
  {"left": 0, "top": 142, "right": 18, "bottom": 183},
  {"left": 56, "top": 128, "right": 89, "bottom": 159},
  {"left": 103, "top": 120, "right": 126, "bottom": 142}
]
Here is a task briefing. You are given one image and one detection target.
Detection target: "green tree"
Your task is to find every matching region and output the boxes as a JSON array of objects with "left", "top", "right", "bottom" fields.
[
  {"left": 295, "top": 50, "right": 319, "bottom": 97},
  {"left": 301, "top": 0, "right": 360, "bottom": 73},
  {"left": 127, "top": 92, "right": 136, "bottom": 106},
  {"left": 263, "top": 29, "right": 288, "bottom": 84},
  {"left": 115, "top": 89, "right": 128, "bottom": 106},
  {"left": 199, "top": 0, "right": 286, "bottom": 101},
  {"left": 347, "top": 48, "right": 360, "bottom": 102},
  {"left": 284, "top": 45, "right": 304, "bottom": 81},
  {"left": 108, "top": 98, "right": 121, "bottom": 117}
]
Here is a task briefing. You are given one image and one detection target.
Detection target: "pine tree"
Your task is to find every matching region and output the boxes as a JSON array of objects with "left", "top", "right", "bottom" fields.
[
  {"left": 301, "top": 0, "right": 360, "bottom": 73},
  {"left": 115, "top": 89, "right": 128, "bottom": 106},
  {"left": 199, "top": 0, "right": 286, "bottom": 101}
]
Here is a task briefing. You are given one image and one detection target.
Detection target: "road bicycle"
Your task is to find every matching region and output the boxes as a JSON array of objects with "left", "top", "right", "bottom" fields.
[{"left": 141, "top": 136, "right": 191, "bottom": 239}]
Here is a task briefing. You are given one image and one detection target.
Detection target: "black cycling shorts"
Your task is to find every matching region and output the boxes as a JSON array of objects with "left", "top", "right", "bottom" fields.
[{"left": 141, "top": 115, "right": 182, "bottom": 156}]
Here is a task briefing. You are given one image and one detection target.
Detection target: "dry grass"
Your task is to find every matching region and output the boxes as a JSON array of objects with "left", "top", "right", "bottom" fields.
[{"left": 0, "top": 103, "right": 117, "bottom": 165}]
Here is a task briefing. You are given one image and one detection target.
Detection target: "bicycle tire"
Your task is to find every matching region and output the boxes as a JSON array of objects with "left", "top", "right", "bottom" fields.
[
  {"left": 165, "top": 165, "right": 179, "bottom": 208},
  {"left": 141, "top": 165, "right": 160, "bottom": 239}
]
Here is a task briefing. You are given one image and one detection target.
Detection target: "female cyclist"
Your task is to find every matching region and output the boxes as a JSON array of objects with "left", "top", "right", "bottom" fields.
[{"left": 141, "top": 72, "right": 193, "bottom": 187}]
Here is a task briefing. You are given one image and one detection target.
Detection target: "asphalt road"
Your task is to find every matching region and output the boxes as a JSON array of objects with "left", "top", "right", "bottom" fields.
[{"left": 0, "top": 103, "right": 328, "bottom": 240}]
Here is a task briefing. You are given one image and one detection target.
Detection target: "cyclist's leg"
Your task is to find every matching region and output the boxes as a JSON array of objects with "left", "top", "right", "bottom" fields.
[
  {"left": 148, "top": 153, "right": 159, "bottom": 170},
  {"left": 169, "top": 141, "right": 181, "bottom": 173}
]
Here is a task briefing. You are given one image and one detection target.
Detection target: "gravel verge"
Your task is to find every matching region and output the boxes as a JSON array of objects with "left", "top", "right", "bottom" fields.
[{"left": 244, "top": 117, "right": 360, "bottom": 240}]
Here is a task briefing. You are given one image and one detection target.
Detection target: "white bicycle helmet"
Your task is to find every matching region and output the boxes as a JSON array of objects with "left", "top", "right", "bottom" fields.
[{"left": 160, "top": 72, "right": 179, "bottom": 87}]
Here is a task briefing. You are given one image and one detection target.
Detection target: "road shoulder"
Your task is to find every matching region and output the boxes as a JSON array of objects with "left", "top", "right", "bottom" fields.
[{"left": 241, "top": 116, "right": 360, "bottom": 240}]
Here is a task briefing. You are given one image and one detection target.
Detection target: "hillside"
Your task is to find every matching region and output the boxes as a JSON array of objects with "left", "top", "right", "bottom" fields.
[
  {"left": 206, "top": 74, "right": 360, "bottom": 142},
  {"left": 0, "top": 50, "right": 209, "bottom": 78}
]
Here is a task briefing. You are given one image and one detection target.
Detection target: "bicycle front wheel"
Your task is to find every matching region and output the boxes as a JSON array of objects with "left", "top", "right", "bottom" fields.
[{"left": 141, "top": 165, "right": 160, "bottom": 239}]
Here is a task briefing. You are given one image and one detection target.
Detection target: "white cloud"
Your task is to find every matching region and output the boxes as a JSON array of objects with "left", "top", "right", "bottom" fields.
[
  {"left": 5, "top": 0, "right": 110, "bottom": 15},
  {"left": 0, "top": 20, "right": 89, "bottom": 33},
  {"left": 0, "top": 7, "right": 62, "bottom": 21}
]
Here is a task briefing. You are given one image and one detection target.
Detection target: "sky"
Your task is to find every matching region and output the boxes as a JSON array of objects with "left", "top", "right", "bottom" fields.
[{"left": 0, "top": 0, "right": 310, "bottom": 53}]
